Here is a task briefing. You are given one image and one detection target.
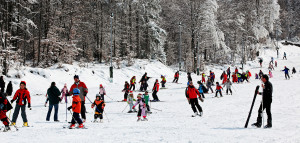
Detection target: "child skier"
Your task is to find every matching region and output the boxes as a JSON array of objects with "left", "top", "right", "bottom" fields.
[
  {"left": 91, "top": 94, "right": 105, "bottom": 123},
  {"left": 197, "top": 81, "right": 205, "bottom": 98},
  {"left": 292, "top": 67, "right": 296, "bottom": 74},
  {"left": 215, "top": 82, "right": 223, "bottom": 97},
  {"left": 269, "top": 70, "right": 273, "bottom": 78},
  {"left": 201, "top": 73, "right": 206, "bottom": 83},
  {"left": 152, "top": 79, "right": 160, "bottom": 102},
  {"left": 282, "top": 66, "right": 290, "bottom": 79},
  {"left": 161, "top": 75, "right": 166, "bottom": 88},
  {"left": 67, "top": 88, "right": 84, "bottom": 129},
  {"left": 173, "top": 71, "right": 179, "bottom": 83},
  {"left": 127, "top": 91, "right": 136, "bottom": 113},
  {"left": 130, "top": 76, "right": 136, "bottom": 91},
  {"left": 99, "top": 84, "right": 106, "bottom": 101},
  {"left": 142, "top": 91, "right": 151, "bottom": 113},
  {"left": 122, "top": 81, "right": 130, "bottom": 101},
  {"left": 60, "top": 83, "right": 69, "bottom": 103},
  {"left": 206, "top": 78, "right": 214, "bottom": 93},
  {"left": 0, "top": 92, "right": 12, "bottom": 132},
  {"left": 224, "top": 79, "right": 232, "bottom": 95},
  {"left": 10, "top": 81, "right": 31, "bottom": 127},
  {"left": 133, "top": 94, "right": 148, "bottom": 121},
  {"left": 255, "top": 73, "right": 259, "bottom": 79},
  {"left": 222, "top": 72, "right": 227, "bottom": 84}
]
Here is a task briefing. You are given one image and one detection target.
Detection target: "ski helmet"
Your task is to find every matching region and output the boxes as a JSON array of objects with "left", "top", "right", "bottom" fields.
[
  {"left": 74, "top": 75, "right": 79, "bottom": 79},
  {"left": 73, "top": 88, "right": 80, "bottom": 95},
  {"left": 96, "top": 94, "right": 100, "bottom": 97}
]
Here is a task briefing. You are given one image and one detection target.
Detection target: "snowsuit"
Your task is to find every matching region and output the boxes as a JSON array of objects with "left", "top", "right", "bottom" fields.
[
  {"left": 133, "top": 99, "right": 147, "bottom": 118},
  {"left": 99, "top": 87, "right": 106, "bottom": 101},
  {"left": 206, "top": 80, "right": 214, "bottom": 93},
  {"left": 227, "top": 68, "right": 231, "bottom": 78},
  {"left": 210, "top": 72, "right": 215, "bottom": 83},
  {"left": 173, "top": 72, "right": 179, "bottom": 83},
  {"left": 269, "top": 71, "right": 273, "bottom": 78},
  {"left": 123, "top": 83, "right": 130, "bottom": 101},
  {"left": 237, "top": 73, "right": 242, "bottom": 83},
  {"left": 11, "top": 88, "right": 31, "bottom": 123},
  {"left": 91, "top": 99, "right": 105, "bottom": 120},
  {"left": 60, "top": 87, "right": 69, "bottom": 103},
  {"left": 130, "top": 77, "right": 136, "bottom": 91},
  {"left": 69, "top": 95, "right": 83, "bottom": 125},
  {"left": 6, "top": 81, "right": 13, "bottom": 96},
  {"left": 222, "top": 73, "right": 227, "bottom": 84},
  {"left": 142, "top": 94, "right": 150, "bottom": 112},
  {"left": 232, "top": 74, "right": 238, "bottom": 83},
  {"left": 186, "top": 85, "right": 203, "bottom": 114},
  {"left": 201, "top": 73, "right": 206, "bottom": 83},
  {"left": 127, "top": 95, "right": 135, "bottom": 112},
  {"left": 255, "top": 81, "right": 273, "bottom": 126},
  {"left": 198, "top": 84, "right": 205, "bottom": 98},
  {"left": 235, "top": 68, "right": 238, "bottom": 74},
  {"left": 161, "top": 76, "right": 166, "bottom": 87},
  {"left": 69, "top": 81, "right": 88, "bottom": 120},
  {"left": 46, "top": 85, "right": 61, "bottom": 121},
  {"left": 215, "top": 84, "right": 223, "bottom": 97},
  {"left": 139, "top": 74, "right": 149, "bottom": 91},
  {"left": 282, "top": 67, "right": 290, "bottom": 79},
  {"left": 0, "top": 93, "right": 12, "bottom": 127},
  {"left": 152, "top": 82, "right": 160, "bottom": 101},
  {"left": 224, "top": 81, "right": 232, "bottom": 95},
  {"left": 255, "top": 74, "right": 259, "bottom": 79}
]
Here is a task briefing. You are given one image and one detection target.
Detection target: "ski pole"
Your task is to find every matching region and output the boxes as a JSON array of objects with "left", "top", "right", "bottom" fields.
[
  {"left": 150, "top": 107, "right": 162, "bottom": 112},
  {"left": 122, "top": 104, "right": 129, "bottom": 113},
  {"left": 261, "top": 83, "right": 265, "bottom": 128},
  {"left": 65, "top": 101, "right": 67, "bottom": 122},
  {"left": 7, "top": 117, "right": 18, "bottom": 131},
  {"left": 103, "top": 111, "right": 110, "bottom": 122},
  {"left": 106, "top": 95, "right": 116, "bottom": 101}
]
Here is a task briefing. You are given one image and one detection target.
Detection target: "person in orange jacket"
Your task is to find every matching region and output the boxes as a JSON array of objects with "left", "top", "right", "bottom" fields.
[
  {"left": 91, "top": 94, "right": 105, "bottom": 123},
  {"left": 11, "top": 81, "right": 31, "bottom": 127},
  {"left": 67, "top": 88, "right": 84, "bottom": 129},
  {"left": 185, "top": 81, "right": 204, "bottom": 117},
  {"left": 152, "top": 79, "right": 160, "bottom": 102}
]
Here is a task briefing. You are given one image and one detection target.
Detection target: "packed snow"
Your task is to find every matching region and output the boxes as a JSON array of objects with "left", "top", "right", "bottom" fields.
[{"left": 1, "top": 43, "right": 300, "bottom": 143}]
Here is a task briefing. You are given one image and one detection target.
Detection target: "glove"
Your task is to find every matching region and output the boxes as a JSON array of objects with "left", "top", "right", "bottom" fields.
[
  {"left": 65, "top": 93, "right": 70, "bottom": 96},
  {"left": 28, "top": 103, "right": 31, "bottom": 108},
  {"left": 67, "top": 106, "right": 72, "bottom": 111},
  {"left": 199, "top": 97, "right": 204, "bottom": 102},
  {"left": 143, "top": 104, "right": 146, "bottom": 108},
  {"left": 132, "top": 106, "right": 135, "bottom": 109},
  {"left": 84, "top": 92, "right": 87, "bottom": 96},
  {"left": 44, "top": 102, "right": 47, "bottom": 107},
  {"left": 59, "top": 98, "right": 62, "bottom": 102},
  {"left": 10, "top": 100, "right": 14, "bottom": 103}
]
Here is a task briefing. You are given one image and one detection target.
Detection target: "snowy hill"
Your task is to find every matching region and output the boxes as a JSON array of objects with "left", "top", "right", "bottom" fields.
[{"left": 1, "top": 43, "right": 300, "bottom": 143}]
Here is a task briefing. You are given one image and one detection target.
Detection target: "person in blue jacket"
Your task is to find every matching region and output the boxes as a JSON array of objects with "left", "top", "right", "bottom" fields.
[
  {"left": 197, "top": 81, "right": 205, "bottom": 98},
  {"left": 282, "top": 66, "right": 290, "bottom": 79}
]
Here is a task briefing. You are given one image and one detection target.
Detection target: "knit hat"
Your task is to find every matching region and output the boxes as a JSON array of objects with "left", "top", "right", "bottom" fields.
[
  {"left": 20, "top": 81, "right": 26, "bottom": 86},
  {"left": 64, "top": 83, "right": 67, "bottom": 87},
  {"left": 100, "top": 84, "right": 103, "bottom": 88},
  {"left": 74, "top": 75, "right": 79, "bottom": 79},
  {"left": 137, "top": 94, "right": 142, "bottom": 98}
]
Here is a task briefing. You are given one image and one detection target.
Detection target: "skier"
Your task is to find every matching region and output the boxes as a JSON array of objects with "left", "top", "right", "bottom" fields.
[
  {"left": 187, "top": 72, "right": 192, "bottom": 85},
  {"left": 69, "top": 75, "right": 88, "bottom": 122},
  {"left": 6, "top": 81, "right": 13, "bottom": 96},
  {"left": 259, "top": 70, "right": 264, "bottom": 79},
  {"left": 139, "top": 73, "right": 149, "bottom": 91},
  {"left": 237, "top": 73, "right": 242, "bottom": 83},
  {"left": 259, "top": 58, "right": 263, "bottom": 67},
  {"left": 127, "top": 91, "right": 136, "bottom": 113},
  {"left": 60, "top": 84, "right": 69, "bottom": 103},
  {"left": 152, "top": 79, "right": 160, "bottom": 102},
  {"left": 227, "top": 67, "right": 231, "bottom": 78},
  {"left": 197, "top": 81, "right": 205, "bottom": 98},
  {"left": 201, "top": 73, "right": 206, "bottom": 83},
  {"left": 292, "top": 67, "right": 296, "bottom": 74},
  {"left": 142, "top": 91, "right": 151, "bottom": 113},
  {"left": 275, "top": 61, "right": 277, "bottom": 67},
  {"left": 185, "top": 81, "right": 204, "bottom": 117},
  {"left": 246, "top": 70, "right": 252, "bottom": 80},
  {"left": 91, "top": 94, "right": 105, "bottom": 123},
  {"left": 252, "top": 74, "right": 273, "bottom": 128},
  {"left": 222, "top": 72, "right": 227, "bottom": 84},
  {"left": 255, "top": 73, "right": 259, "bottom": 79},
  {"left": 215, "top": 82, "right": 223, "bottom": 97},
  {"left": 0, "top": 92, "right": 12, "bottom": 132},
  {"left": 282, "top": 66, "right": 290, "bottom": 79},
  {"left": 46, "top": 82, "right": 61, "bottom": 122},
  {"left": 235, "top": 67, "right": 238, "bottom": 74},
  {"left": 269, "top": 70, "right": 273, "bottom": 78},
  {"left": 133, "top": 94, "right": 148, "bottom": 121},
  {"left": 224, "top": 79, "right": 232, "bottom": 95},
  {"left": 67, "top": 88, "right": 84, "bottom": 129},
  {"left": 241, "top": 72, "right": 249, "bottom": 82},
  {"left": 10, "top": 81, "right": 31, "bottom": 127},
  {"left": 283, "top": 52, "right": 287, "bottom": 60},
  {"left": 0, "top": 76, "right": 5, "bottom": 93},
  {"left": 173, "top": 71, "right": 179, "bottom": 83},
  {"left": 206, "top": 78, "right": 214, "bottom": 93},
  {"left": 99, "top": 84, "right": 106, "bottom": 101},
  {"left": 268, "top": 62, "right": 274, "bottom": 71},
  {"left": 130, "top": 76, "right": 136, "bottom": 91},
  {"left": 122, "top": 81, "right": 130, "bottom": 101},
  {"left": 271, "top": 57, "right": 274, "bottom": 64},
  {"left": 161, "top": 75, "right": 166, "bottom": 88},
  {"left": 232, "top": 73, "right": 238, "bottom": 83}
]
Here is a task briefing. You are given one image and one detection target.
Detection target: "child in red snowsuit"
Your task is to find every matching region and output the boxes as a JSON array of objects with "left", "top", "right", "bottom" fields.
[
  {"left": 222, "top": 73, "right": 227, "bottom": 84},
  {"left": 0, "top": 92, "right": 11, "bottom": 131},
  {"left": 215, "top": 82, "right": 223, "bottom": 97},
  {"left": 202, "top": 73, "right": 206, "bottom": 83}
]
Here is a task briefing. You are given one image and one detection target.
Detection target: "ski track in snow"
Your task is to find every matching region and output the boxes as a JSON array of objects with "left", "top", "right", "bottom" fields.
[{"left": 1, "top": 44, "right": 300, "bottom": 143}]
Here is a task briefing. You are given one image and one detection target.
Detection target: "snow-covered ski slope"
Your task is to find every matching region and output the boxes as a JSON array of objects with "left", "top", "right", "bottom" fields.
[{"left": 1, "top": 43, "right": 300, "bottom": 143}]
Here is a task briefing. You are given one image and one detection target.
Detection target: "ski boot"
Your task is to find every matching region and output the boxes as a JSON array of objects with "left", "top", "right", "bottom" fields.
[
  {"left": 3, "top": 126, "right": 11, "bottom": 132},
  {"left": 264, "top": 119, "right": 272, "bottom": 128},
  {"left": 54, "top": 120, "right": 60, "bottom": 122},
  {"left": 82, "top": 119, "right": 86, "bottom": 123},
  {"left": 192, "top": 112, "right": 198, "bottom": 117},
  {"left": 142, "top": 116, "right": 148, "bottom": 121},
  {"left": 23, "top": 122, "right": 28, "bottom": 127},
  {"left": 251, "top": 117, "right": 262, "bottom": 128},
  {"left": 128, "top": 110, "right": 133, "bottom": 113},
  {"left": 199, "top": 111, "right": 203, "bottom": 117},
  {"left": 10, "top": 122, "right": 16, "bottom": 126},
  {"left": 69, "top": 124, "right": 75, "bottom": 129},
  {"left": 100, "top": 119, "right": 103, "bottom": 123},
  {"left": 137, "top": 117, "right": 141, "bottom": 122},
  {"left": 78, "top": 124, "right": 84, "bottom": 128},
  {"left": 93, "top": 119, "right": 98, "bottom": 123}
]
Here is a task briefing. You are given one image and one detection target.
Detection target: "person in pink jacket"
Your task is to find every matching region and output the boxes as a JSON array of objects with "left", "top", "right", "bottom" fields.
[
  {"left": 99, "top": 84, "right": 106, "bottom": 101},
  {"left": 133, "top": 94, "right": 147, "bottom": 121},
  {"left": 61, "top": 84, "right": 69, "bottom": 103}
]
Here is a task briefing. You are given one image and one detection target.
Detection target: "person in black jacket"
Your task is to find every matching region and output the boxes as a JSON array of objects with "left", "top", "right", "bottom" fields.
[
  {"left": 6, "top": 81, "right": 13, "bottom": 96},
  {"left": 46, "top": 82, "right": 61, "bottom": 122},
  {"left": 0, "top": 76, "right": 5, "bottom": 93},
  {"left": 252, "top": 74, "right": 273, "bottom": 128}
]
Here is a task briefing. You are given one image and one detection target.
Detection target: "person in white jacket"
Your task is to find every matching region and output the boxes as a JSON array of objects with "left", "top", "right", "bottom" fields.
[{"left": 99, "top": 84, "right": 106, "bottom": 101}]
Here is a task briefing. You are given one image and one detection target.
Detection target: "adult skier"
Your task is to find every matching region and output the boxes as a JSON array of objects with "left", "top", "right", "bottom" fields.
[
  {"left": 152, "top": 79, "right": 160, "bottom": 102},
  {"left": 67, "top": 88, "right": 84, "bottom": 129},
  {"left": 186, "top": 81, "right": 204, "bottom": 117},
  {"left": 227, "top": 67, "right": 231, "bottom": 78},
  {"left": 6, "top": 81, "right": 13, "bottom": 96},
  {"left": 252, "top": 74, "right": 273, "bottom": 128},
  {"left": 259, "top": 58, "right": 263, "bottom": 67},
  {"left": 130, "top": 76, "right": 136, "bottom": 91},
  {"left": 139, "top": 73, "right": 149, "bottom": 91},
  {"left": 11, "top": 81, "right": 31, "bottom": 127},
  {"left": 69, "top": 75, "right": 88, "bottom": 122},
  {"left": 122, "top": 81, "right": 130, "bottom": 101},
  {"left": 173, "top": 71, "right": 179, "bottom": 83},
  {"left": 282, "top": 66, "right": 290, "bottom": 79},
  {"left": 0, "top": 76, "right": 5, "bottom": 93},
  {"left": 46, "top": 82, "right": 61, "bottom": 122}
]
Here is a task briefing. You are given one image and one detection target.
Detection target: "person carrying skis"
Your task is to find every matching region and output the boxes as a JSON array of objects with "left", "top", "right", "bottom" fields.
[
  {"left": 252, "top": 74, "right": 273, "bottom": 128},
  {"left": 224, "top": 79, "right": 232, "bottom": 95},
  {"left": 46, "top": 82, "right": 61, "bottom": 122},
  {"left": 10, "top": 81, "right": 31, "bottom": 127},
  {"left": 152, "top": 79, "right": 160, "bottom": 102},
  {"left": 127, "top": 91, "right": 136, "bottom": 113},
  {"left": 69, "top": 75, "right": 88, "bottom": 122},
  {"left": 197, "top": 81, "right": 205, "bottom": 98},
  {"left": 292, "top": 67, "right": 296, "bottom": 74},
  {"left": 186, "top": 81, "right": 204, "bottom": 117},
  {"left": 142, "top": 91, "right": 151, "bottom": 113},
  {"left": 99, "top": 84, "right": 106, "bottom": 101},
  {"left": 91, "top": 94, "right": 105, "bottom": 123},
  {"left": 60, "top": 83, "right": 69, "bottom": 103},
  {"left": 282, "top": 66, "right": 290, "bottom": 79},
  {"left": 0, "top": 92, "right": 12, "bottom": 132},
  {"left": 227, "top": 67, "right": 231, "bottom": 78},
  {"left": 130, "top": 76, "right": 136, "bottom": 91},
  {"left": 201, "top": 73, "right": 206, "bottom": 83},
  {"left": 122, "top": 81, "right": 130, "bottom": 101},
  {"left": 161, "top": 75, "right": 166, "bottom": 88},
  {"left": 173, "top": 71, "right": 179, "bottom": 83},
  {"left": 0, "top": 76, "right": 5, "bottom": 93},
  {"left": 283, "top": 52, "right": 287, "bottom": 60},
  {"left": 206, "top": 78, "right": 214, "bottom": 93},
  {"left": 6, "top": 81, "right": 13, "bottom": 96},
  {"left": 215, "top": 82, "right": 223, "bottom": 97},
  {"left": 133, "top": 94, "right": 148, "bottom": 121},
  {"left": 67, "top": 88, "right": 84, "bottom": 129}
]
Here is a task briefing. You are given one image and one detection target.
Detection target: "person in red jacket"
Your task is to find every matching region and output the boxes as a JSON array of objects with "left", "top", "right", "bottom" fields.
[
  {"left": 67, "top": 88, "right": 84, "bottom": 129},
  {"left": 0, "top": 92, "right": 12, "bottom": 131},
  {"left": 152, "top": 79, "right": 160, "bottom": 102},
  {"left": 11, "top": 81, "right": 31, "bottom": 127},
  {"left": 222, "top": 72, "right": 227, "bottom": 84},
  {"left": 215, "top": 82, "right": 223, "bottom": 97},
  {"left": 185, "top": 81, "right": 204, "bottom": 117},
  {"left": 173, "top": 71, "right": 179, "bottom": 83},
  {"left": 69, "top": 75, "right": 88, "bottom": 122},
  {"left": 201, "top": 73, "right": 206, "bottom": 83},
  {"left": 122, "top": 81, "right": 130, "bottom": 101},
  {"left": 130, "top": 76, "right": 136, "bottom": 91},
  {"left": 232, "top": 73, "right": 238, "bottom": 83}
]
